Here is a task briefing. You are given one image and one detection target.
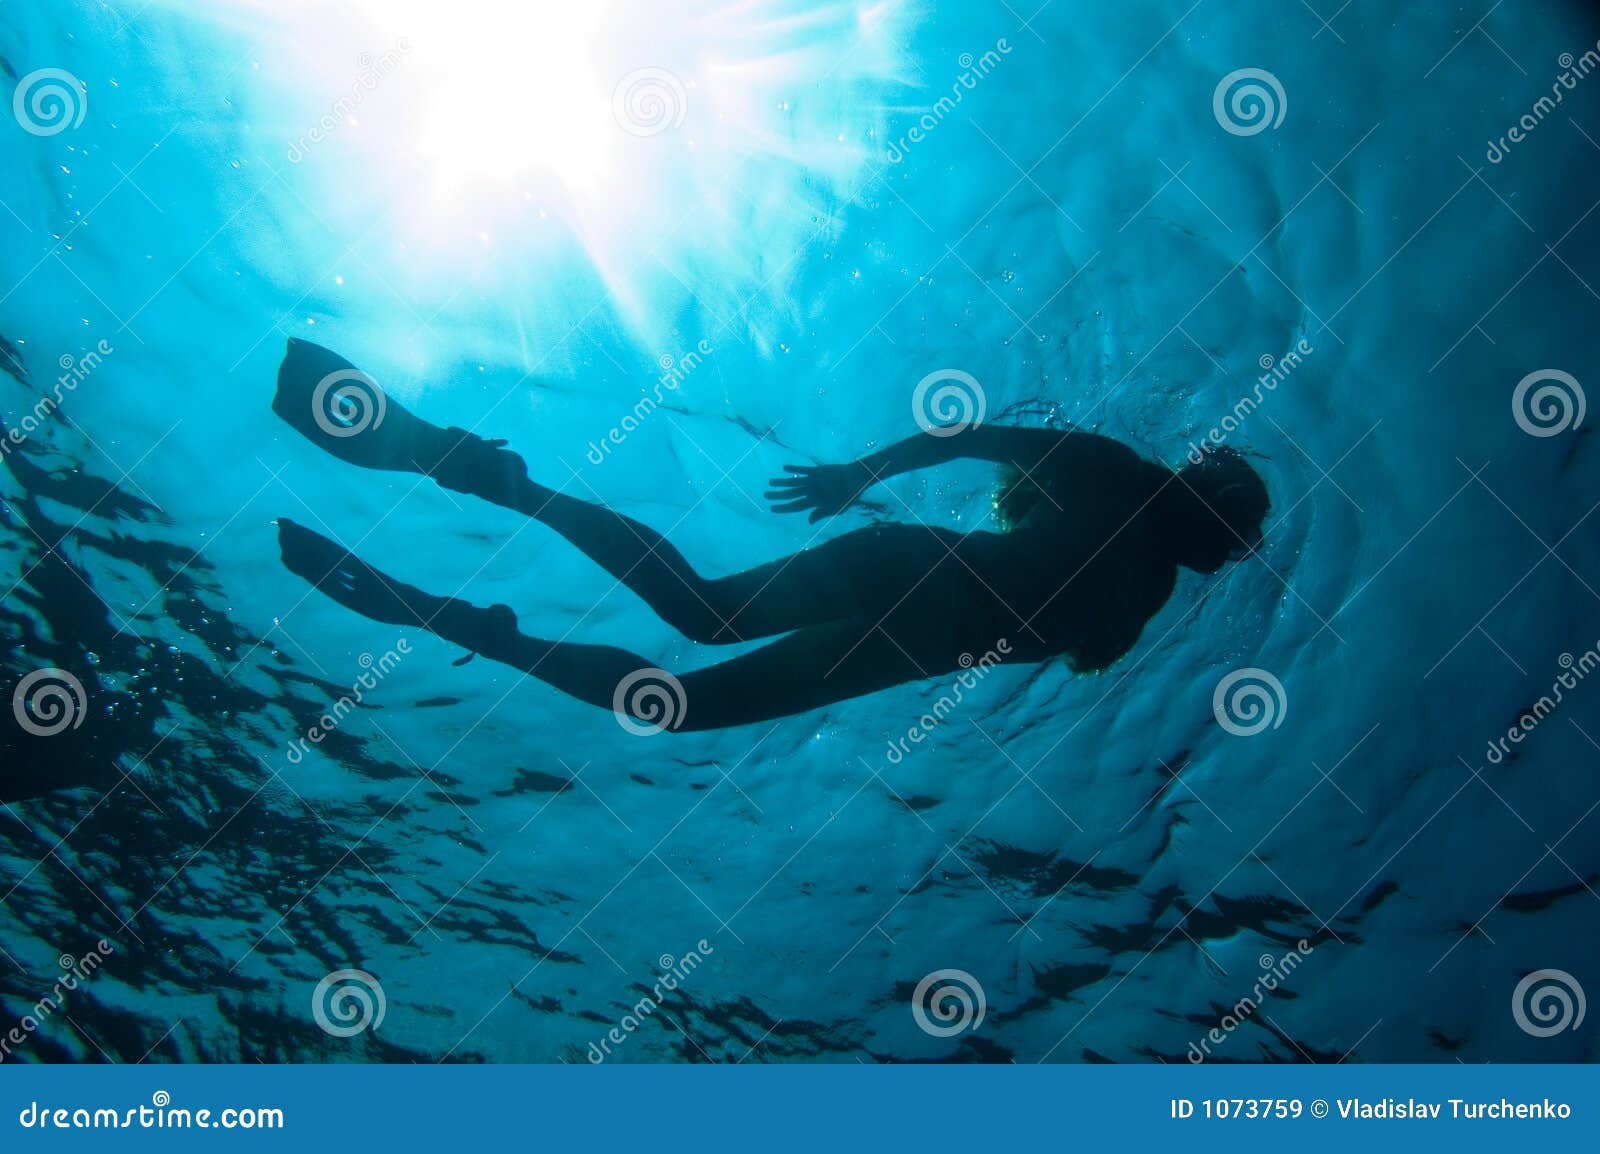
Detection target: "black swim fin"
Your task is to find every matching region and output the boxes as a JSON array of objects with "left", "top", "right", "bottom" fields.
[{"left": 273, "top": 338, "right": 446, "bottom": 474}]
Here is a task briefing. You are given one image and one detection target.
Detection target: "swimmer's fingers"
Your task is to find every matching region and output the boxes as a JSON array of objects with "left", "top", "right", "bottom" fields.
[
  {"left": 767, "top": 465, "right": 813, "bottom": 486},
  {"left": 767, "top": 462, "right": 865, "bottom": 519},
  {"left": 767, "top": 480, "right": 827, "bottom": 516},
  {"left": 767, "top": 467, "right": 816, "bottom": 513}
]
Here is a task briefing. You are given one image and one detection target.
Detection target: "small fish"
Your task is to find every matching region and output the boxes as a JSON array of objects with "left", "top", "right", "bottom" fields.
[{"left": 451, "top": 651, "right": 476, "bottom": 667}]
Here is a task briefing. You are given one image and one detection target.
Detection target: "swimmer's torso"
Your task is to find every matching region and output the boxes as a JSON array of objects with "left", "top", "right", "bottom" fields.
[{"left": 956, "top": 444, "right": 1178, "bottom": 669}]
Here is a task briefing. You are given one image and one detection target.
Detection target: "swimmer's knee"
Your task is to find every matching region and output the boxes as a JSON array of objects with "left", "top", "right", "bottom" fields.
[{"left": 673, "top": 578, "right": 744, "bottom": 645}]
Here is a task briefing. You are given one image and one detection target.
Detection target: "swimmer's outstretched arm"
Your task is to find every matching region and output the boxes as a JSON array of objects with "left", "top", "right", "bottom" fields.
[
  {"left": 768, "top": 426, "right": 1126, "bottom": 521},
  {"left": 860, "top": 425, "right": 1081, "bottom": 476}
]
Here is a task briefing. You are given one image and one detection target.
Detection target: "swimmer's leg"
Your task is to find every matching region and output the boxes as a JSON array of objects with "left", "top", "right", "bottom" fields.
[
  {"left": 273, "top": 340, "right": 963, "bottom": 644},
  {"left": 277, "top": 517, "right": 643, "bottom": 698},
  {"left": 273, "top": 340, "right": 729, "bottom": 636},
  {"left": 277, "top": 517, "right": 464, "bottom": 631},
  {"left": 277, "top": 519, "right": 945, "bottom": 728},
  {"left": 503, "top": 490, "right": 968, "bottom": 647},
  {"left": 663, "top": 620, "right": 949, "bottom": 729},
  {"left": 423, "top": 609, "right": 939, "bottom": 730}
]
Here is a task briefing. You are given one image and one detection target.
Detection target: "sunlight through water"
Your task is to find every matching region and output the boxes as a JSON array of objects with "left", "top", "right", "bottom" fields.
[{"left": 141, "top": 0, "right": 918, "bottom": 360}]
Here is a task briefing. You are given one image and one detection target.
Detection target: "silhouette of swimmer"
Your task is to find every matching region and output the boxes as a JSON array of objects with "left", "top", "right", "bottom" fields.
[{"left": 272, "top": 339, "right": 1268, "bottom": 731}]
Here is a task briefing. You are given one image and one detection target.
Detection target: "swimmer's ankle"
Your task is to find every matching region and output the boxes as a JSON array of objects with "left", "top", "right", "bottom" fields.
[
  {"left": 434, "top": 599, "right": 516, "bottom": 645},
  {"left": 426, "top": 426, "right": 530, "bottom": 495}
]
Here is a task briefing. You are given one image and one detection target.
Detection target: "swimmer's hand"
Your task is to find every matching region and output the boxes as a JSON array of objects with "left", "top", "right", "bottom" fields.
[{"left": 765, "top": 461, "right": 875, "bottom": 522}]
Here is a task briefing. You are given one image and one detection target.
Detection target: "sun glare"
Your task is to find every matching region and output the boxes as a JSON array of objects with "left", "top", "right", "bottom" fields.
[
  {"left": 147, "top": 0, "right": 916, "bottom": 352},
  {"left": 351, "top": 1, "right": 617, "bottom": 194}
]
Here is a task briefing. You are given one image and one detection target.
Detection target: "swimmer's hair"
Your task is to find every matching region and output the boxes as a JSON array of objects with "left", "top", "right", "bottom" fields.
[{"left": 1154, "top": 447, "right": 1269, "bottom": 573}]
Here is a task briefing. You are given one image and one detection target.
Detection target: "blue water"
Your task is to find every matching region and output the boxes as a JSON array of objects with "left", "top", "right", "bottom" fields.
[{"left": 1, "top": 0, "right": 1598, "bottom": 1063}]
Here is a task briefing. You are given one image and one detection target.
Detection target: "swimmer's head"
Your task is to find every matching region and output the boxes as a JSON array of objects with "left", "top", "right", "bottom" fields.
[{"left": 1155, "top": 448, "right": 1269, "bottom": 573}]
